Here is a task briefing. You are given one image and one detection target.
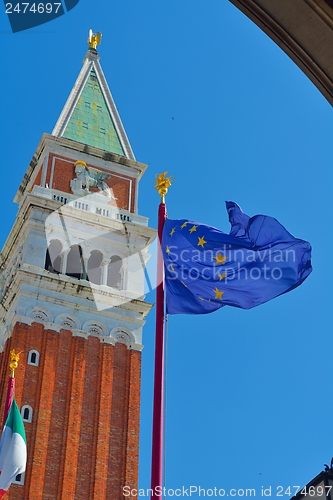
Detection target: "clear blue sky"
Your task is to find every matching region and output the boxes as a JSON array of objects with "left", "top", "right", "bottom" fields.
[{"left": 1, "top": 1, "right": 332, "bottom": 498}]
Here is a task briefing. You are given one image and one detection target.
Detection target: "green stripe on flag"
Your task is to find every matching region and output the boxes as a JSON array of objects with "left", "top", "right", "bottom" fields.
[
  {"left": 5, "top": 401, "right": 26, "bottom": 445},
  {"left": 0, "top": 398, "right": 27, "bottom": 493}
]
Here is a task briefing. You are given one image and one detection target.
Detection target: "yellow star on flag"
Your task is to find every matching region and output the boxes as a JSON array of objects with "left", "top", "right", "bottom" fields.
[
  {"left": 170, "top": 228, "right": 176, "bottom": 236},
  {"left": 189, "top": 225, "right": 198, "bottom": 233},
  {"left": 180, "top": 222, "right": 188, "bottom": 229},
  {"left": 166, "top": 245, "right": 170, "bottom": 254},
  {"left": 214, "top": 252, "right": 227, "bottom": 265},
  {"left": 197, "top": 236, "right": 207, "bottom": 248},
  {"left": 218, "top": 272, "right": 226, "bottom": 281},
  {"left": 213, "top": 287, "right": 224, "bottom": 300},
  {"left": 170, "top": 264, "right": 174, "bottom": 271}
]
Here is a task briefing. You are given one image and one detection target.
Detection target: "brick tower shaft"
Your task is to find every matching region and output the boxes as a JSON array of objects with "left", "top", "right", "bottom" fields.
[{"left": 0, "top": 35, "right": 154, "bottom": 500}]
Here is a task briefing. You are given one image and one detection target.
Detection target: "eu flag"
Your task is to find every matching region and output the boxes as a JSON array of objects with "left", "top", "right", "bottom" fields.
[{"left": 162, "top": 202, "right": 312, "bottom": 314}]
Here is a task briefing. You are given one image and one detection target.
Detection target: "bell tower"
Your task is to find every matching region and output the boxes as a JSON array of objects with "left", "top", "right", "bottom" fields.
[{"left": 0, "top": 34, "right": 155, "bottom": 499}]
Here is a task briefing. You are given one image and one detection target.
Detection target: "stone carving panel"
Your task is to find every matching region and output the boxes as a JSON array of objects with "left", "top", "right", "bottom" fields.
[
  {"left": 26, "top": 306, "right": 53, "bottom": 324},
  {"left": 111, "top": 327, "right": 135, "bottom": 345},
  {"left": 55, "top": 314, "right": 81, "bottom": 330},
  {"left": 82, "top": 320, "right": 108, "bottom": 337}
]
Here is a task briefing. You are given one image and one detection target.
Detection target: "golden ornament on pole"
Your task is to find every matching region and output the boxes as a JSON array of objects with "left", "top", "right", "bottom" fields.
[
  {"left": 9, "top": 349, "right": 22, "bottom": 377},
  {"left": 154, "top": 172, "right": 174, "bottom": 203}
]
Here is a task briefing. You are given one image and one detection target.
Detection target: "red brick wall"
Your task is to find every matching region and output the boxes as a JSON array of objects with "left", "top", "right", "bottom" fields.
[
  {"left": 1, "top": 322, "right": 141, "bottom": 500},
  {"left": 34, "top": 169, "right": 42, "bottom": 188},
  {"left": 33, "top": 154, "right": 136, "bottom": 212}
]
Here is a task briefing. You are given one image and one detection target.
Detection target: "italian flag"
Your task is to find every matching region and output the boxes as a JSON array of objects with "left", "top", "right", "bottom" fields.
[{"left": 0, "top": 400, "right": 27, "bottom": 498}]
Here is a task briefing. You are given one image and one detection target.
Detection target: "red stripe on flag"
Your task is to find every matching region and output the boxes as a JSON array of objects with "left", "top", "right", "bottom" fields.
[
  {"left": 0, "top": 488, "right": 7, "bottom": 498},
  {"left": 3, "top": 377, "right": 15, "bottom": 428}
]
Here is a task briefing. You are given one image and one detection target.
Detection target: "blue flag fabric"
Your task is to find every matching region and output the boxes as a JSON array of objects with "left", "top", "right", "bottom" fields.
[{"left": 162, "top": 202, "right": 312, "bottom": 314}]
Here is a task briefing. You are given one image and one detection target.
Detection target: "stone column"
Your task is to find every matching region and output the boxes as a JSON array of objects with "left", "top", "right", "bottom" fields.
[{"left": 101, "top": 259, "right": 109, "bottom": 286}]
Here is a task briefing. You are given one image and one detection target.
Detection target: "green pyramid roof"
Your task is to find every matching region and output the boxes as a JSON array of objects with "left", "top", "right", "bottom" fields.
[
  {"left": 52, "top": 49, "right": 135, "bottom": 159},
  {"left": 62, "top": 69, "right": 124, "bottom": 155}
]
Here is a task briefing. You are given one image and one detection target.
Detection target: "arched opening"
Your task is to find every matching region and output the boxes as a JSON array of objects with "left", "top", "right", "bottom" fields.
[
  {"left": 45, "top": 239, "right": 62, "bottom": 274},
  {"left": 66, "top": 245, "right": 84, "bottom": 279},
  {"left": 87, "top": 250, "right": 103, "bottom": 285},
  {"left": 107, "top": 255, "right": 122, "bottom": 289},
  {"left": 13, "top": 472, "right": 25, "bottom": 485},
  {"left": 28, "top": 350, "right": 39, "bottom": 367},
  {"left": 21, "top": 405, "right": 33, "bottom": 423}
]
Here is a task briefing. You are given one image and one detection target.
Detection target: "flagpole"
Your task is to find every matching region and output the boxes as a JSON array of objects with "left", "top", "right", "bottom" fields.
[
  {"left": 0, "top": 350, "right": 26, "bottom": 500},
  {"left": 151, "top": 173, "right": 172, "bottom": 499},
  {"left": 2, "top": 350, "right": 20, "bottom": 427}
]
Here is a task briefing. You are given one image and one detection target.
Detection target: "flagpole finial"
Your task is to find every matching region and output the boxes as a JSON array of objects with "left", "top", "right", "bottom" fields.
[
  {"left": 9, "top": 350, "right": 21, "bottom": 377},
  {"left": 154, "top": 172, "right": 174, "bottom": 203}
]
